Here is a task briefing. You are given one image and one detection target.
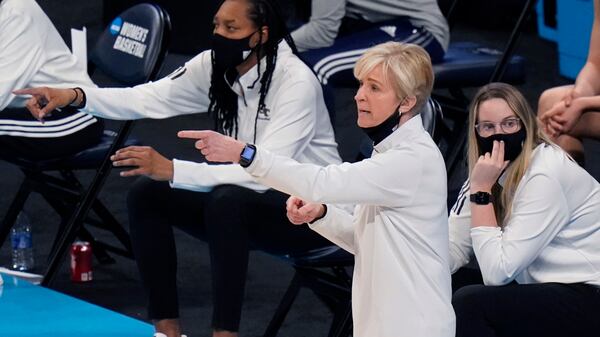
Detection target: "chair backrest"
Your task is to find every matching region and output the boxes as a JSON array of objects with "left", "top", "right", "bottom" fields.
[
  {"left": 36, "top": 4, "right": 172, "bottom": 286},
  {"left": 435, "top": 0, "right": 536, "bottom": 87},
  {"left": 90, "top": 3, "right": 171, "bottom": 86}
]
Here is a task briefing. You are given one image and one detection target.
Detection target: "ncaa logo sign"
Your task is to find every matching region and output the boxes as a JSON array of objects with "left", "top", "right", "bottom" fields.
[{"left": 110, "top": 17, "right": 123, "bottom": 35}]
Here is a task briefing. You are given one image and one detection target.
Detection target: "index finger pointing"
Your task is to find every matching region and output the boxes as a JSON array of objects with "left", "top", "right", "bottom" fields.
[
  {"left": 12, "top": 88, "right": 41, "bottom": 96},
  {"left": 178, "top": 130, "right": 213, "bottom": 139}
]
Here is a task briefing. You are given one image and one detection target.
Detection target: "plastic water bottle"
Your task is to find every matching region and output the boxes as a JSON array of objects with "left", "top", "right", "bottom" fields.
[{"left": 11, "top": 212, "right": 34, "bottom": 271}]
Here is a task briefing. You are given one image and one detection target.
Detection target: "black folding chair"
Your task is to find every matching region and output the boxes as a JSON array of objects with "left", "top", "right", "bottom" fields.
[
  {"left": 263, "top": 99, "right": 445, "bottom": 337},
  {"left": 0, "top": 3, "right": 171, "bottom": 286}
]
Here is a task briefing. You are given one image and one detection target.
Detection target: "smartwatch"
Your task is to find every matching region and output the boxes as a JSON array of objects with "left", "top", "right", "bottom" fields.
[
  {"left": 239, "top": 143, "right": 257, "bottom": 168},
  {"left": 470, "top": 191, "right": 494, "bottom": 205}
]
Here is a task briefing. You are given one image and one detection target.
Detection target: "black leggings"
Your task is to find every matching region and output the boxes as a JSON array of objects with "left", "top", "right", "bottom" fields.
[
  {"left": 127, "top": 177, "right": 332, "bottom": 332},
  {"left": 453, "top": 281, "right": 600, "bottom": 337}
]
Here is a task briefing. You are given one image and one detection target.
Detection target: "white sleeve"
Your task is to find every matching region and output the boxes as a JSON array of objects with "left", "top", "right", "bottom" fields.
[
  {"left": 448, "top": 180, "right": 474, "bottom": 273},
  {"left": 171, "top": 72, "right": 327, "bottom": 191},
  {"left": 290, "top": 0, "right": 347, "bottom": 51},
  {"left": 471, "top": 174, "right": 570, "bottom": 285},
  {"left": 309, "top": 204, "right": 356, "bottom": 254},
  {"left": 81, "top": 52, "right": 212, "bottom": 120},
  {"left": 171, "top": 159, "right": 268, "bottom": 192},
  {"left": 246, "top": 145, "right": 422, "bottom": 207},
  {"left": 0, "top": 9, "right": 45, "bottom": 110}
]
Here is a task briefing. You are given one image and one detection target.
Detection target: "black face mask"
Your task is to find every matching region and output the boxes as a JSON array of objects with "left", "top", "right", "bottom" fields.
[
  {"left": 475, "top": 127, "right": 527, "bottom": 162},
  {"left": 360, "top": 104, "right": 401, "bottom": 145},
  {"left": 211, "top": 32, "right": 256, "bottom": 70}
]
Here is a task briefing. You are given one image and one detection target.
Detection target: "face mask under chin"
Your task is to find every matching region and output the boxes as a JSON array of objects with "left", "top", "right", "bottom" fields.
[
  {"left": 475, "top": 127, "right": 527, "bottom": 162},
  {"left": 360, "top": 104, "right": 402, "bottom": 145}
]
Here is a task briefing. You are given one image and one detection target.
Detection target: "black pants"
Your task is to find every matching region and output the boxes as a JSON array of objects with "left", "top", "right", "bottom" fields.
[
  {"left": 128, "top": 177, "right": 332, "bottom": 332},
  {"left": 453, "top": 281, "right": 600, "bottom": 337},
  {"left": 0, "top": 107, "right": 104, "bottom": 161}
]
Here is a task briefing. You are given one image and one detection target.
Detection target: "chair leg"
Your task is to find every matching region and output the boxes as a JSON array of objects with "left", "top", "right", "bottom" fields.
[
  {"left": 91, "top": 199, "right": 134, "bottom": 256},
  {"left": 0, "top": 180, "right": 32, "bottom": 249},
  {"left": 263, "top": 273, "right": 303, "bottom": 337},
  {"left": 38, "top": 191, "right": 115, "bottom": 265}
]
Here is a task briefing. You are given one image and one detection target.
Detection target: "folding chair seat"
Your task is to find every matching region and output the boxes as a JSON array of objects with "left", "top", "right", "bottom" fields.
[
  {"left": 434, "top": 41, "right": 526, "bottom": 89},
  {"left": 263, "top": 99, "right": 445, "bottom": 337},
  {"left": 0, "top": 3, "right": 171, "bottom": 286}
]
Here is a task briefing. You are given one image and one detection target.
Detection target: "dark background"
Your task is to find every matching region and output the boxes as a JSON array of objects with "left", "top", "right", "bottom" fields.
[{"left": 0, "top": 1, "right": 598, "bottom": 336}]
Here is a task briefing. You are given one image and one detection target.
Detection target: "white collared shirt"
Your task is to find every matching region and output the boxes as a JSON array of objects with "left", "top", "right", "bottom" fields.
[
  {"left": 245, "top": 115, "right": 455, "bottom": 337},
  {"left": 449, "top": 144, "right": 600, "bottom": 286},
  {"left": 81, "top": 41, "right": 341, "bottom": 191}
]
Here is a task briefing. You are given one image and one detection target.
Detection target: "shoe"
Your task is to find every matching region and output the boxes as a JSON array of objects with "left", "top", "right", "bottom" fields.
[{"left": 153, "top": 333, "right": 187, "bottom": 337}]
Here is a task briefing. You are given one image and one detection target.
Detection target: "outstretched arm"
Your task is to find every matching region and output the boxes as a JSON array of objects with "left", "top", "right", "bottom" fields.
[{"left": 179, "top": 130, "right": 423, "bottom": 207}]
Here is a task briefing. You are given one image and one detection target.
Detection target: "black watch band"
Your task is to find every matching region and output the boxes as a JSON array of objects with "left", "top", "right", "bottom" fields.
[
  {"left": 470, "top": 191, "right": 494, "bottom": 205},
  {"left": 239, "top": 143, "right": 257, "bottom": 168}
]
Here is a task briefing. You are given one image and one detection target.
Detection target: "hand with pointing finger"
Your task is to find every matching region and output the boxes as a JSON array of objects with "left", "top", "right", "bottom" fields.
[
  {"left": 13, "top": 87, "right": 77, "bottom": 121},
  {"left": 178, "top": 130, "right": 245, "bottom": 163}
]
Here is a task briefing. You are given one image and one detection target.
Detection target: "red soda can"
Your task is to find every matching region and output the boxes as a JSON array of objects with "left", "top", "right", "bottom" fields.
[{"left": 70, "top": 241, "right": 93, "bottom": 282}]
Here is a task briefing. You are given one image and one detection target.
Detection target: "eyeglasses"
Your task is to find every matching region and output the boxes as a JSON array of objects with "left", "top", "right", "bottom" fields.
[{"left": 475, "top": 117, "right": 521, "bottom": 137}]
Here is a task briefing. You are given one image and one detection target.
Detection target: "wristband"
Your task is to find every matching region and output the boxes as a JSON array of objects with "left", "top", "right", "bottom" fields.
[{"left": 68, "top": 88, "right": 79, "bottom": 106}]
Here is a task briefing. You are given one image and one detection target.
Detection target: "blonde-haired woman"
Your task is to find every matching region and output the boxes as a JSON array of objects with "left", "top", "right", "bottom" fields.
[
  {"left": 179, "top": 42, "right": 455, "bottom": 337},
  {"left": 449, "top": 82, "right": 600, "bottom": 337}
]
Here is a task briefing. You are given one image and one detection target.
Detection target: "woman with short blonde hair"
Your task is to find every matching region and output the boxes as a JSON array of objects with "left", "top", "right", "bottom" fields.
[{"left": 179, "top": 41, "right": 455, "bottom": 337}]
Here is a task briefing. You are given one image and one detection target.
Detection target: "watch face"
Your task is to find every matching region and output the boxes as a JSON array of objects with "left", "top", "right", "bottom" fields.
[
  {"left": 241, "top": 145, "right": 255, "bottom": 160},
  {"left": 240, "top": 144, "right": 256, "bottom": 167},
  {"left": 470, "top": 192, "right": 492, "bottom": 205}
]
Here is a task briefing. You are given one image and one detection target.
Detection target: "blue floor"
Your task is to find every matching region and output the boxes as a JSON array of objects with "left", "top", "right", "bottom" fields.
[{"left": 0, "top": 273, "right": 153, "bottom": 337}]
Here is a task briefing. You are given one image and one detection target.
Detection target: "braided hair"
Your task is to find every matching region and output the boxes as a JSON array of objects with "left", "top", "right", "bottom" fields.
[{"left": 208, "top": 0, "right": 298, "bottom": 140}]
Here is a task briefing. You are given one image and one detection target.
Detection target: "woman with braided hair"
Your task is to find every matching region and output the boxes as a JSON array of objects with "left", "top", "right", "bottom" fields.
[{"left": 16, "top": 0, "right": 340, "bottom": 336}]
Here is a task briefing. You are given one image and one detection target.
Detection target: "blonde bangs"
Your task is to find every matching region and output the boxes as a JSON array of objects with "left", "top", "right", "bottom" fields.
[
  {"left": 353, "top": 42, "right": 434, "bottom": 111},
  {"left": 354, "top": 51, "right": 388, "bottom": 84}
]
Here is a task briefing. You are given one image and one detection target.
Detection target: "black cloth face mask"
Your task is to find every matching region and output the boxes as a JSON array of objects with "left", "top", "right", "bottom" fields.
[
  {"left": 211, "top": 31, "right": 256, "bottom": 70},
  {"left": 475, "top": 127, "right": 527, "bottom": 162},
  {"left": 360, "top": 104, "right": 401, "bottom": 145}
]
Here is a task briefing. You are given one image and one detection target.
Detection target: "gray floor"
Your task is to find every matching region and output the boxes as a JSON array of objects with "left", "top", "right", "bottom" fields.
[{"left": 1, "top": 2, "right": 599, "bottom": 337}]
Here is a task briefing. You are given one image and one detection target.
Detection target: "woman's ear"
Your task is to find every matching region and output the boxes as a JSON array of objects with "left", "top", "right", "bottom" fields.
[
  {"left": 399, "top": 96, "right": 417, "bottom": 113},
  {"left": 259, "top": 26, "right": 269, "bottom": 45},
  {"left": 250, "top": 26, "right": 269, "bottom": 48}
]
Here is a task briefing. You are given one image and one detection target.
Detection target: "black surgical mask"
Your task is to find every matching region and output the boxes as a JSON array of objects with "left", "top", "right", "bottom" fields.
[
  {"left": 475, "top": 127, "right": 527, "bottom": 162},
  {"left": 211, "top": 32, "right": 256, "bottom": 70},
  {"left": 360, "top": 104, "right": 401, "bottom": 145}
]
